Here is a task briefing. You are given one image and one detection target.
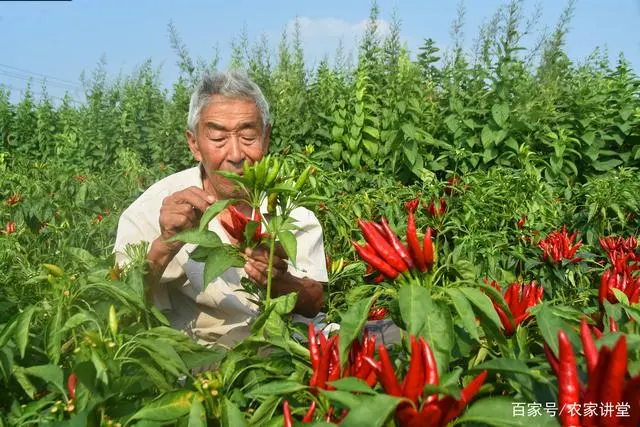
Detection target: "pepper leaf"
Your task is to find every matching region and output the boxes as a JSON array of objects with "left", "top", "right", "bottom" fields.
[
  {"left": 338, "top": 296, "right": 375, "bottom": 371},
  {"left": 277, "top": 229, "right": 297, "bottom": 267},
  {"left": 339, "top": 393, "right": 404, "bottom": 427},
  {"left": 199, "top": 199, "right": 238, "bottom": 231},
  {"left": 398, "top": 283, "right": 431, "bottom": 337},
  {"left": 203, "top": 247, "right": 245, "bottom": 290}
]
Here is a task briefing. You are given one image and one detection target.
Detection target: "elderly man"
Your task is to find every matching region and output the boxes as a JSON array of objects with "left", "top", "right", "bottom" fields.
[{"left": 113, "top": 69, "right": 327, "bottom": 348}]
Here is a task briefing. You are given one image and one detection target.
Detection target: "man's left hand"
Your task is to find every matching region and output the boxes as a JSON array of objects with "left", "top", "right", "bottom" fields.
[{"left": 244, "top": 244, "right": 290, "bottom": 286}]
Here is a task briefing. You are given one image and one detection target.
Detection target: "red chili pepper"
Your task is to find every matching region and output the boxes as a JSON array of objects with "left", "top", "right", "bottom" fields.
[
  {"left": 67, "top": 372, "right": 77, "bottom": 400},
  {"left": 308, "top": 323, "right": 320, "bottom": 387},
  {"left": 517, "top": 215, "right": 526, "bottom": 229},
  {"left": 372, "top": 344, "right": 403, "bottom": 397},
  {"left": 557, "top": 330, "right": 581, "bottom": 427},
  {"left": 405, "top": 201, "right": 427, "bottom": 272},
  {"left": 543, "top": 343, "right": 560, "bottom": 377},
  {"left": 283, "top": 401, "right": 293, "bottom": 427},
  {"left": 583, "top": 346, "right": 611, "bottom": 426},
  {"left": 580, "top": 318, "right": 598, "bottom": 377},
  {"left": 599, "top": 336, "right": 627, "bottom": 425},
  {"left": 380, "top": 216, "right": 415, "bottom": 270},
  {"left": 401, "top": 336, "right": 425, "bottom": 404},
  {"left": 440, "top": 370, "right": 488, "bottom": 426},
  {"left": 609, "top": 316, "right": 618, "bottom": 332},
  {"left": 421, "top": 337, "right": 440, "bottom": 404},
  {"left": 423, "top": 227, "right": 434, "bottom": 269},
  {"left": 352, "top": 241, "right": 399, "bottom": 280},
  {"left": 358, "top": 219, "right": 408, "bottom": 273},
  {"left": 302, "top": 401, "right": 317, "bottom": 423}
]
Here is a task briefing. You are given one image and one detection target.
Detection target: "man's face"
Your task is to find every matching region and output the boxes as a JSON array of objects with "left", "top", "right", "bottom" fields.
[{"left": 187, "top": 95, "right": 270, "bottom": 199}]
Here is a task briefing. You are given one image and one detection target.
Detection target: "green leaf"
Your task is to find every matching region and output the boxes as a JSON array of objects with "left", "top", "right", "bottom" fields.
[
  {"left": 592, "top": 158, "right": 623, "bottom": 171},
  {"left": 535, "top": 303, "right": 578, "bottom": 355},
  {"left": 454, "top": 396, "right": 560, "bottom": 426},
  {"left": 199, "top": 199, "right": 237, "bottom": 231},
  {"left": 340, "top": 393, "right": 403, "bottom": 427},
  {"left": 221, "top": 398, "right": 247, "bottom": 427},
  {"left": 491, "top": 104, "right": 509, "bottom": 128},
  {"left": 470, "top": 358, "right": 534, "bottom": 376},
  {"left": 12, "top": 366, "right": 37, "bottom": 399},
  {"left": 203, "top": 246, "right": 245, "bottom": 289},
  {"left": 319, "top": 389, "right": 364, "bottom": 409},
  {"left": 248, "top": 380, "right": 307, "bottom": 398},
  {"left": 46, "top": 304, "right": 62, "bottom": 365},
  {"left": 15, "top": 306, "right": 37, "bottom": 359},
  {"left": 419, "top": 300, "right": 454, "bottom": 375},
  {"left": 444, "top": 288, "right": 480, "bottom": 342},
  {"left": 168, "top": 229, "right": 223, "bottom": 248},
  {"left": 277, "top": 230, "right": 297, "bottom": 267},
  {"left": 362, "top": 126, "right": 379, "bottom": 140},
  {"left": 23, "top": 364, "right": 64, "bottom": 394},
  {"left": 398, "top": 283, "right": 431, "bottom": 336},
  {"left": 129, "top": 390, "right": 195, "bottom": 422},
  {"left": 327, "top": 377, "right": 376, "bottom": 394},
  {"left": 188, "top": 397, "right": 206, "bottom": 427},
  {"left": 481, "top": 126, "right": 495, "bottom": 147},
  {"left": 338, "top": 296, "right": 375, "bottom": 370},
  {"left": 458, "top": 287, "right": 503, "bottom": 335}
]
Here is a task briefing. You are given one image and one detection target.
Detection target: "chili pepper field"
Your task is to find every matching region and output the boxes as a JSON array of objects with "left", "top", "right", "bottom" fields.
[{"left": 1, "top": 2, "right": 640, "bottom": 426}]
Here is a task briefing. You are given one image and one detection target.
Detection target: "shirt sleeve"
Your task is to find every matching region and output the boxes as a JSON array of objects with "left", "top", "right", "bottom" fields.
[
  {"left": 286, "top": 208, "right": 329, "bottom": 283},
  {"left": 112, "top": 205, "right": 176, "bottom": 311}
]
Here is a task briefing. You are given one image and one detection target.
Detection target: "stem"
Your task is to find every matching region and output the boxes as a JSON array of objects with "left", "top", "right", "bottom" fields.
[{"left": 265, "top": 233, "right": 277, "bottom": 307}]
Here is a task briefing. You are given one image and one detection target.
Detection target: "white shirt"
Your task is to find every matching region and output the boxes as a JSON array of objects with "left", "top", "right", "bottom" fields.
[{"left": 113, "top": 164, "right": 329, "bottom": 345}]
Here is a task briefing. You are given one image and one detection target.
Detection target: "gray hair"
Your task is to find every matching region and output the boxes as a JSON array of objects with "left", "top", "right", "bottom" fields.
[{"left": 187, "top": 69, "right": 270, "bottom": 135}]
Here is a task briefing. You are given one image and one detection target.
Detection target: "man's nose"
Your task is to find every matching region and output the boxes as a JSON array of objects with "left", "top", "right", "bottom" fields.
[{"left": 227, "top": 136, "right": 244, "bottom": 162}]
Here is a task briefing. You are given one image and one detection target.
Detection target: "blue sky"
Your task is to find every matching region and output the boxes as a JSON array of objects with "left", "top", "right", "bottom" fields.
[{"left": 1, "top": 0, "right": 639, "bottom": 105}]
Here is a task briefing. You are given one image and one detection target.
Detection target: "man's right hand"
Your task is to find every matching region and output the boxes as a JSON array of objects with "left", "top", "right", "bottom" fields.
[
  {"left": 157, "top": 186, "right": 216, "bottom": 254},
  {"left": 143, "top": 187, "right": 216, "bottom": 296}
]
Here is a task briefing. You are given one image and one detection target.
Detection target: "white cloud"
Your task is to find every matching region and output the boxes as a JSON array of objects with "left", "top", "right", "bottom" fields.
[{"left": 280, "top": 16, "right": 395, "bottom": 67}]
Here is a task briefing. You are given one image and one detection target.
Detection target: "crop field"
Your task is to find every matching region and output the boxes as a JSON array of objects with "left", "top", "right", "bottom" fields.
[{"left": 1, "top": 2, "right": 639, "bottom": 426}]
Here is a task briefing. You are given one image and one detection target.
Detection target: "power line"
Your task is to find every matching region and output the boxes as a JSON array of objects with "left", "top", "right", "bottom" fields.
[
  {"left": 0, "top": 63, "right": 81, "bottom": 88},
  {"left": 0, "top": 69, "right": 81, "bottom": 92},
  {"left": 0, "top": 83, "right": 83, "bottom": 105}
]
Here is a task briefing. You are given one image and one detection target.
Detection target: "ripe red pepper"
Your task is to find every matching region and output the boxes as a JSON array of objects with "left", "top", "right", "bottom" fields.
[
  {"left": 380, "top": 216, "right": 415, "bottom": 270},
  {"left": 405, "top": 200, "right": 427, "bottom": 272},
  {"left": 599, "top": 336, "right": 627, "bottom": 425},
  {"left": 302, "top": 401, "right": 317, "bottom": 423},
  {"left": 401, "top": 336, "right": 425, "bottom": 403},
  {"left": 283, "top": 401, "right": 293, "bottom": 427},
  {"left": 352, "top": 241, "right": 399, "bottom": 279},
  {"left": 358, "top": 219, "right": 409, "bottom": 273},
  {"left": 557, "top": 330, "right": 581, "bottom": 427},
  {"left": 579, "top": 318, "right": 598, "bottom": 377},
  {"left": 308, "top": 324, "right": 320, "bottom": 387},
  {"left": 67, "top": 372, "right": 77, "bottom": 400},
  {"left": 423, "top": 227, "right": 434, "bottom": 269}
]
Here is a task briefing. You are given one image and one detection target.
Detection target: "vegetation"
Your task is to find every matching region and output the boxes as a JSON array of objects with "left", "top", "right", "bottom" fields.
[{"left": 1, "top": 0, "right": 639, "bottom": 425}]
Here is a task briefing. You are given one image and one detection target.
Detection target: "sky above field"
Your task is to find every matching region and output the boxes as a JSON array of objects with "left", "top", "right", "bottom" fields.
[{"left": 1, "top": 0, "right": 639, "bottom": 105}]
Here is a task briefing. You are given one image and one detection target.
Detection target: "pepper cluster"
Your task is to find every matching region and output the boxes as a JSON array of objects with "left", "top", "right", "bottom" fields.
[
  {"left": 487, "top": 280, "right": 544, "bottom": 337},
  {"left": 307, "top": 324, "right": 378, "bottom": 392},
  {"left": 2, "top": 221, "right": 16, "bottom": 235},
  {"left": 220, "top": 205, "right": 267, "bottom": 245},
  {"left": 364, "top": 336, "right": 487, "bottom": 426},
  {"left": 367, "top": 305, "right": 389, "bottom": 321},
  {"left": 538, "top": 226, "right": 583, "bottom": 264},
  {"left": 543, "top": 320, "right": 640, "bottom": 426},
  {"left": 351, "top": 200, "right": 435, "bottom": 282},
  {"left": 599, "top": 235, "right": 640, "bottom": 307},
  {"left": 424, "top": 196, "right": 447, "bottom": 217}
]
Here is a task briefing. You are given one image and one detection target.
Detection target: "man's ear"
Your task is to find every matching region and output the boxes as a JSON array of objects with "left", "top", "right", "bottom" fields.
[{"left": 186, "top": 130, "right": 202, "bottom": 162}]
